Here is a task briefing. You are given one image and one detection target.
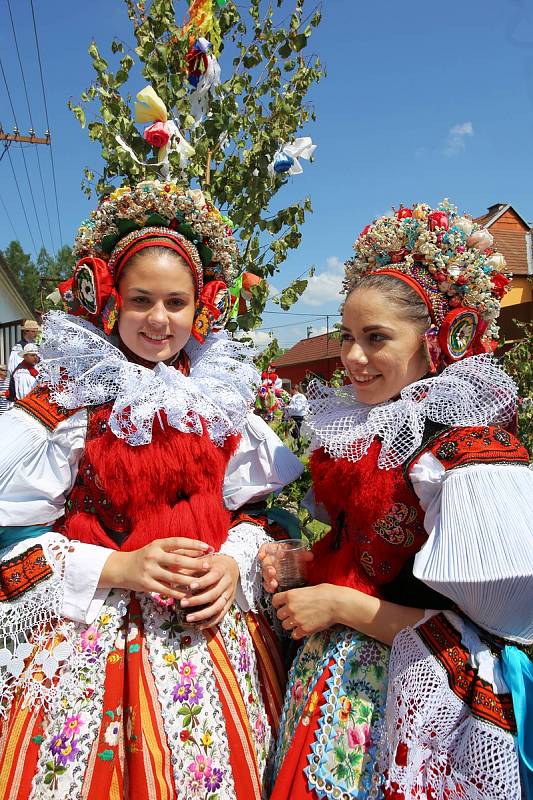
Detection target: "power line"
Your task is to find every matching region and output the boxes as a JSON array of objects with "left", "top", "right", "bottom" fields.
[
  {"left": 6, "top": 148, "right": 37, "bottom": 254},
  {"left": 261, "top": 309, "right": 342, "bottom": 316},
  {"left": 7, "top": 0, "right": 55, "bottom": 254},
  {"left": 0, "top": 187, "right": 20, "bottom": 240},
  {"left": 0, "top": 51, "right": 46, "bottom": 253},
  {"left": 253, "top": 315, "right": 325, "bottom": 332},
  {"left": 29, "top": 0, "right": 63, "bottom": 246}
]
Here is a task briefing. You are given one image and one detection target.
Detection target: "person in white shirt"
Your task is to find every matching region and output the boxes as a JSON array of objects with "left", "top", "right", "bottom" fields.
[
  {"left": 7, "top": 318, "right": 41, "bottom": 375},
  {"left": 0, "top": 364, "right": 9, "bottom": 413},
  {"left": 285, "top": 385, "right": 310, "bottom": 450},
  {"left": 11, "top": 343, "right": 40, "bottom": 399}
]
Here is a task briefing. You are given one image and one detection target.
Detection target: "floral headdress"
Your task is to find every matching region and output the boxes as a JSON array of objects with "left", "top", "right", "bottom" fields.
[
  {"left": 60, "top": 179, "right": 238, "bottom": 343},
  {"left": 344, "top": 199, "right": 510, "bottom": 365}
]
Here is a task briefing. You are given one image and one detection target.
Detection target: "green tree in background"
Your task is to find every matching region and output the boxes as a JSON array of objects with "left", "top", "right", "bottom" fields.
[
  {"left": 2, "top": 241, "right": 73, "bottom": 313},
  {"left": 503, "top": 319, "right": 533, "bottom": 454},
  {"left": 69, "top": 0, "right": 324, "bottom": 331}
]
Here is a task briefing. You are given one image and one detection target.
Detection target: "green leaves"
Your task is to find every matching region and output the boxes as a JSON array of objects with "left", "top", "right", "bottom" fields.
[
  {"left": 272, "top": 276, "right": 308, "bottom": 310},
  {"left": 71, "top": 0, "right": 324, "bottom": 329}
]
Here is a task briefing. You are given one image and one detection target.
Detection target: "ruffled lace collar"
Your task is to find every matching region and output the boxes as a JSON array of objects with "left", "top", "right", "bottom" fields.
[
  {"left": 39, "top": 311, "right": 260, "bottom": 446},
  {"left": 306, "top": 355, "right": 517, "bottom": 469}
]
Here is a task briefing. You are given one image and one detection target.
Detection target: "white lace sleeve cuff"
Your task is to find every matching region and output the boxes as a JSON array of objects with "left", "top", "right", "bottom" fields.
[
  {"left": 219, "top": 522, "right": 271, "bottom": 612},
  {"left": 62, "top": 543, "right": 113, "bottom": 624}
]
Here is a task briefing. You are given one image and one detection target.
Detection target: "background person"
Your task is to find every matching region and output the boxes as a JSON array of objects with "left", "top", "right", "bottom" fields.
[
  {"left": 0, "top": 364, "right": 9, "bottom": 413},
  {"left": 10, "top": 343, "right": 40, "bottom": 400},
  {"left": 7, "top": 319, "right": 41, "bottom": 375}
]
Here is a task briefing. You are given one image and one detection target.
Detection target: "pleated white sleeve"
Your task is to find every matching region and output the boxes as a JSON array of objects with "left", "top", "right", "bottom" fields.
[
  {"left": 223, "top": 412, "right": 304, "bottom": 510},
  {"left": 0, "top": 407, "right": 113, "bottom": 624},
  {"left": 410, "top": 452, "right": 533, "bottom": 644}
]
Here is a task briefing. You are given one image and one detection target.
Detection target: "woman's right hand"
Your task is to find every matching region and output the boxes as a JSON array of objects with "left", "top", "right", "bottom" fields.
[
  {"left": 258, "top": 541, "right": 313, "bottom": 593},
  {"left": 99, "top": 537, "right": 212, "bottom": 598}
]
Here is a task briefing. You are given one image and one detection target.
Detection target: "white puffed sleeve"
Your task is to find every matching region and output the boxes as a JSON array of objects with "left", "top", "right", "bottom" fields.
[
  {"left": 0, "top": 406, "right": 87, "bottom": 526},
  {"left": 410, "top": 453, "right": 533, "bottom": 643},
  {"left": 220, "top": 413, "right": 303, "bottom": 611},
  {"left": 0, "top": 407, "right": 113, "bottom": 624},
  {"left": 223, "top": 412, "right": 303, "bottom": 510}
]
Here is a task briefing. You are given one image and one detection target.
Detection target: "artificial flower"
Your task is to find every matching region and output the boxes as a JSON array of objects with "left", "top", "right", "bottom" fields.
[{"left": 144, "top": 121, "right": 171, "bottom": 149}]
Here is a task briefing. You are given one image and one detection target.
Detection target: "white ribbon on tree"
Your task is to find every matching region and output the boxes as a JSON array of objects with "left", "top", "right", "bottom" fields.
[{"left": 268, "top": 136, "right": 317, "bottom": 176}]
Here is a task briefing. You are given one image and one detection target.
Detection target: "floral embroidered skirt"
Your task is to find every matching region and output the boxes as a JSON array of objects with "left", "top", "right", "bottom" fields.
[
  {"left": 270, "top": 626, "right": 390, "bottom": 800},
  {"left": 0, "top": 593, "right": 285, "bottom": 800}
]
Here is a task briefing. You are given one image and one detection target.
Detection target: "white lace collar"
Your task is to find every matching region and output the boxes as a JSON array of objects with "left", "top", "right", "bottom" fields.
[
  {"left": 39, "top": 311, "right": 260, "bottom": 446},
  {"left": 306, "top": 355, "right": 517, "bottom": 469}
]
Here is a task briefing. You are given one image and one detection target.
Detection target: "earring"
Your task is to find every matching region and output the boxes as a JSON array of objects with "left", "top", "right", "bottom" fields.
[{"left": 423, "top": 326, "right": 441, "bottom": 374}]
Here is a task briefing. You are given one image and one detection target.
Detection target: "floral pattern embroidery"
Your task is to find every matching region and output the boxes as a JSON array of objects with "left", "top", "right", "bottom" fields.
[
  {"left": 139, "top": 595, "right": 236, "bottom": 799},
  {"left": 36, "top": 593, "right": 127, "bottom": 796},
  {"left": 373, "top": 502, "right": 418, "bottom": 547},
  {"left": 274, "top": 629, "right": 389, "bottom": 800}
]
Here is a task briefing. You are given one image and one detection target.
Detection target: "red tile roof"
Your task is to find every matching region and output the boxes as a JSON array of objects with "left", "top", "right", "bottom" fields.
[{"left": 273, "top": 333, "right": 341, "bottom": 367}]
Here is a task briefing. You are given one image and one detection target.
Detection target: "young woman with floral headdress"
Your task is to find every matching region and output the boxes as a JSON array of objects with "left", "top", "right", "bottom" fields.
[
  {"left": 0, "top": 180, "right": 303, "bottom": 799},
  {"left": 261, "top": 200, "right": 533, "bottom": 800}
]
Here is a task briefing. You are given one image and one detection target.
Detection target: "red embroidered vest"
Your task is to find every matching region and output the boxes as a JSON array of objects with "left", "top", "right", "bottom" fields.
[{"left": 58, "top": 403, "right": 239, "bottom": 552}]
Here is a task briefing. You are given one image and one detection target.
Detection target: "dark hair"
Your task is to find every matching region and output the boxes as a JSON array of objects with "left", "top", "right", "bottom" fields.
[{"left": 348, "top": 273, "right": 431, "bottom": 333}]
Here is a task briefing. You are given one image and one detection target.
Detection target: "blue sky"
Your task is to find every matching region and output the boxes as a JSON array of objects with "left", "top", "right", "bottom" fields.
[{"left": 1, "top": 0, "right": 532, "bottom": 347}]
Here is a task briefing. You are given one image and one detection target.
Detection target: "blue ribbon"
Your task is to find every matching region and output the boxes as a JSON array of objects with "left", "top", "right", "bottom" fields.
[
  {"left": 502, "top": 645, "right": 533, "bottom": 800},
  {"left": 0, "top": 525, "right": 53, "bottom": 549}
]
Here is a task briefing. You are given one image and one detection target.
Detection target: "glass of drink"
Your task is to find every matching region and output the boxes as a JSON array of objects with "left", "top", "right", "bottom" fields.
[{"left": 270, "top": 539, "right": 309, "bottom": 592}]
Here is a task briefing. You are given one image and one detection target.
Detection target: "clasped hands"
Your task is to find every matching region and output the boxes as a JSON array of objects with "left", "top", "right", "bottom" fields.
[
  {"left": 102, "top": 537, "right": 239, "bottom": 628},
  {"left": 258, "top": 542, "right": 336, "bottom": 640}
]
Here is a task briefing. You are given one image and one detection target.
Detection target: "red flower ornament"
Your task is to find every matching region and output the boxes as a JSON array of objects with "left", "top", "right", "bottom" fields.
[
  {"left": 144, "top": 121, "right": 170, "bottom": 149},
  {"left": 428, "top": 210, "right": 449, "bottom": 231},
  {"left": 490, "top": 273, "right": 510, "bottom": 299},
  {"left": 396, "top": 207, "right": 413, "bottom": 220}
]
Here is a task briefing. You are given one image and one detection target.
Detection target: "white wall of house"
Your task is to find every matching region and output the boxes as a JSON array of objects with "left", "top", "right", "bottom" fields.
[{"left": 0, "top": 262, "right": 35, "bottom": 365}]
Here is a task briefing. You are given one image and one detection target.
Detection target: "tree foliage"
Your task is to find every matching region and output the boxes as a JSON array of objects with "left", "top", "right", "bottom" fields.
[
  {"left": 503, "top": 319, "right": 533, "bottom": 453},
  {"left": 69, "top": 0, "right": 324, "bottom": 329},
  {"left": 2, "top": 241, "right": 73, "bottom": 314}
]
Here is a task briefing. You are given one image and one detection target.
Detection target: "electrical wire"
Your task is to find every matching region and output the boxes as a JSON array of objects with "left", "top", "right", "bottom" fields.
[
  {"left": 0, "top": 51, "right": 45, "bottom": 254},
  {"left": 0, "top": 187, "right": 20, "bottom": 241},
  {"left": 7, "top": 0, "right": 55, "bottom": 254},
  {"left": 29, "top": 0, "right": 63, "bottom": 245},
  {"left": 6, "top": 148, "right": 37, "bottom": 254}
]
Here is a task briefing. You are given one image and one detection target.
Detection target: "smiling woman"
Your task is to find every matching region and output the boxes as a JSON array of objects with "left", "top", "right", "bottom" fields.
[
  {"left": 117, "top": 248, "right": 196, "bottom": 364},
  {"left": 264, "top": 200, "right": 533, "bottom": 800},
  {"left": 0, "top": 180, "right": 304, "bottom": 800}
]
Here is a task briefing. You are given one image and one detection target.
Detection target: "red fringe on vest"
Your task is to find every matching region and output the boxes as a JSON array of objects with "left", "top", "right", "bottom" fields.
[
  {"left": 62, "top": 408, "right": 240, "bottom": 552},
  {"left": 306, "top": 440, "right": 403, "bottom": 594}
]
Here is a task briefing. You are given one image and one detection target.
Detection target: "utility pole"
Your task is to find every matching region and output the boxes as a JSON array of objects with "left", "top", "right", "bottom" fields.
[
  {"left": 0, "top": 125, "right": 50, "bottom": 145},
  {"left": 0, "top": 126, "right": 50, "bottom": 162},
  {"left": 306, "top": 325, "right": 313, "bottom": 338}
]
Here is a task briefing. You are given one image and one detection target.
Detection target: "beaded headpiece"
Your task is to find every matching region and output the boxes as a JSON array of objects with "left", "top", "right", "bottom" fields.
[
  {"left": 344, "top": 199, "right": 510, "bottom": 364},
  {"left": 59, "top": 180, "right": 237, "bottom": 342}
]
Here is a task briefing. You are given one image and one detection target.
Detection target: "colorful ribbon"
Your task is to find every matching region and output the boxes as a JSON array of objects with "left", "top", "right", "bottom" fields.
[{"left": 502, "top": 645, "right": 533, "bottom": 800}]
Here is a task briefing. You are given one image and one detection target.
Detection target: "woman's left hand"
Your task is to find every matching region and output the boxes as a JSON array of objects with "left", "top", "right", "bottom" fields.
[
  {"left": 272, "top": 583, "right": 340, "bottom": 640},
  {"left": 180, "top": 554, "right": 239, "bottom": 629}
]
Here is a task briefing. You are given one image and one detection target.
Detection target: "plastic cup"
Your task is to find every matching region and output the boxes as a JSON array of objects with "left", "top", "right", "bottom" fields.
[{"left": 271, "top": 539, "right": 309, "bottom": 592}]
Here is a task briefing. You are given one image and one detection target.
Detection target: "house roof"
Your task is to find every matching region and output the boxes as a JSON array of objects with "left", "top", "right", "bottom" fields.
[
  {"left": 473, "top": 204, "right": 531, "bottom": 276},
  {"left": 273, "top": 332, "right": 341, "bottom": 367}
]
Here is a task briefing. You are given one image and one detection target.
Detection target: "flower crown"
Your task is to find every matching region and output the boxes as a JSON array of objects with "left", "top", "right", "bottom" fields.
[
  {"left": 59, "top": 181, "right": 238, "bottom": 343},
  {"left": 74, "top": 180, "right": 238, "bottom": 285},
  {"left": 344, "top": 200, "right": 510, "bottom": 354}
]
